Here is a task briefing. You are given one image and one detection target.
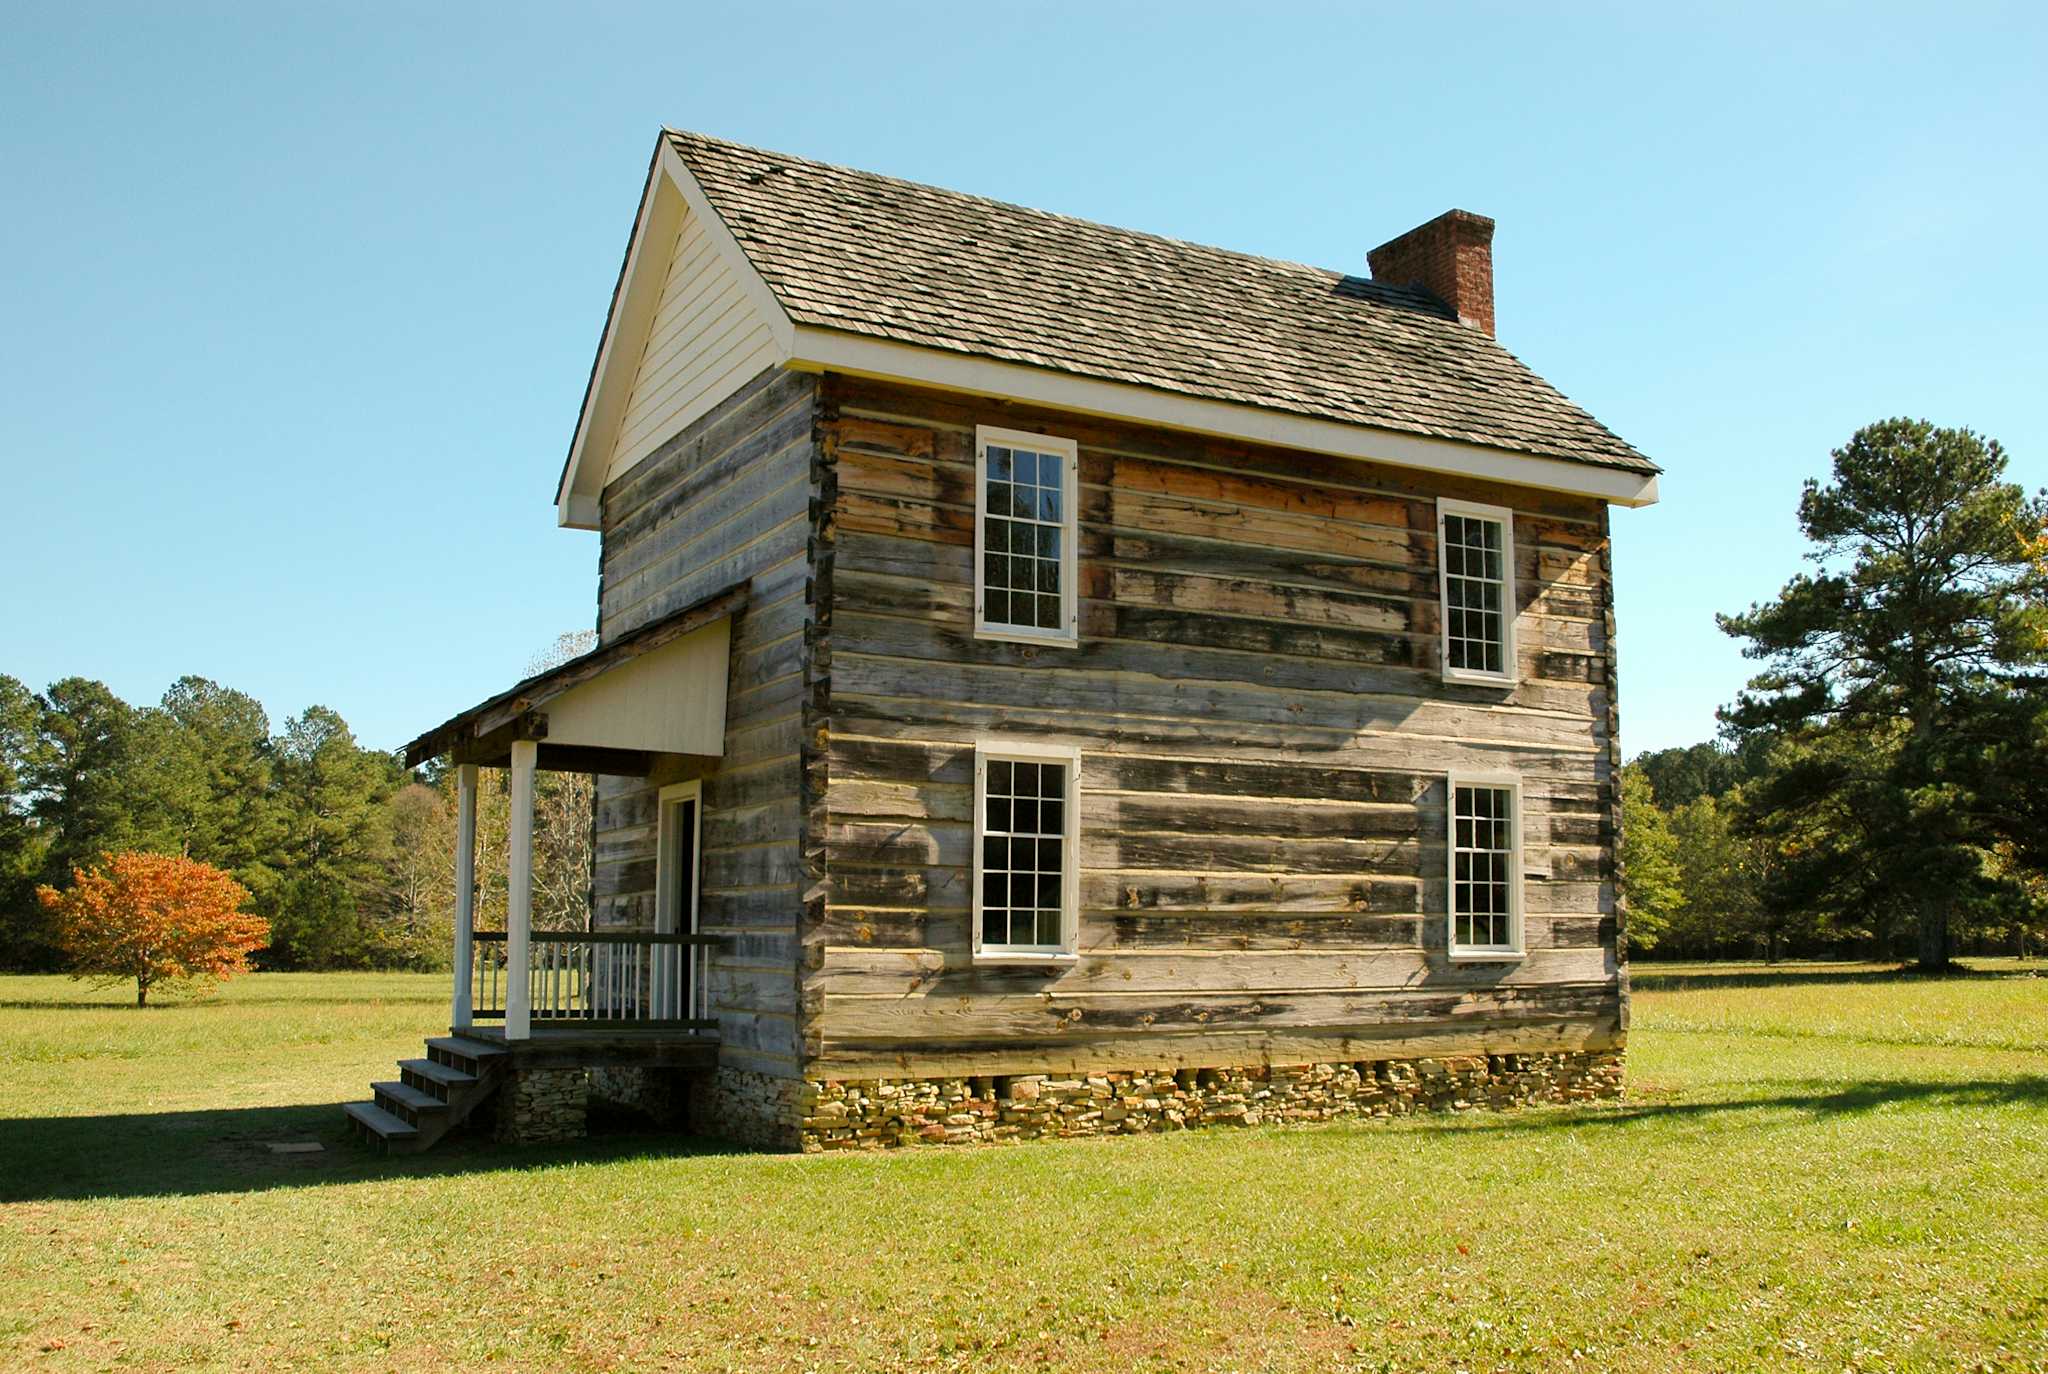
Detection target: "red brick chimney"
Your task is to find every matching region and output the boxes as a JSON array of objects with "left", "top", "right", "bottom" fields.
[{"left": 1367, "top": 209, "right": 1497, "bottom": 336}]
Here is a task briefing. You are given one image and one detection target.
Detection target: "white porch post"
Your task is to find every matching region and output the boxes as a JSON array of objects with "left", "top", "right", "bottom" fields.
[
  {"left": 505, "top": 740, "right": 537, "bottom": 1041},
  {"left": 450, "top": 763, "right": 478, "bottom": 1029}
]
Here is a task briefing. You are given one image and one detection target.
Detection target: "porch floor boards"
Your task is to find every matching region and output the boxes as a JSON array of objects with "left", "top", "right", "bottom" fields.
[{"left": 450, "top": 1024, "right": 722, "bottom": 1071}]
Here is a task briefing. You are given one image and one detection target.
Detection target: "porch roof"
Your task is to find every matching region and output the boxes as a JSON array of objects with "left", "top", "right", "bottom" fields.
[{"left": 401, "top": 582, "right": 748, "bottom": 774}]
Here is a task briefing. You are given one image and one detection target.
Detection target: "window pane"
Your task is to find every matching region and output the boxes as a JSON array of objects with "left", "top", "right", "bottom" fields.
[
  {"left": 1451, "top": 784, "right": 1516, "bottom": 950},
  {"left": 1014, "top": 449, "right": 1037, "bottom": 487},
  {"left": 984, "top": 518, "right": 1009, "bottom": 554},
  {"left": 979, "top": 750, "right": 1073, "bottom": 950},
  {"left": 1443, "top": 511, "right": 1509, "bottom": 677},
  {"left": 983, "top": 590, "right": 1009, "bottom": 626},
  {"left": 1036, "top": 594, "right": 1060, "bottom": 629},
  {"left": 987, "top": 447, "right": 1011, "bottom": 481}
]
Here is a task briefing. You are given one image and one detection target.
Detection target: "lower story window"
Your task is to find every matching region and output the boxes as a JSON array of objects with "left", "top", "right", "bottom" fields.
[
  {"left": 1450, "top": 774, "right": 1523, "bottom": 957},
  {"left": 974, "top": 742, "right": 1080, "bottom": 960}
]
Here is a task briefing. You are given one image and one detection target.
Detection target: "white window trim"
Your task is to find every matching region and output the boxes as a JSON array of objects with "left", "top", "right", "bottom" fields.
[
  {"left": 971, "top": 739, "right": 1082, "bottom": 965},
  {"left": 1436, "top": 497, "right": 1520, "bottom": 687},
  {"left": 1446, "top": 770, "right": 1526, "bottom": 962},
  {"left": 974, "top": 425, "right": 1080, "bottom": 647},
  {"left": 656, "top": 780, "right": 706, "bottom": 1019}
]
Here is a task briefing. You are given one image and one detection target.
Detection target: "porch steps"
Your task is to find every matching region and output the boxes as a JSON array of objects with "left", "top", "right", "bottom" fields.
[{"left": 343, "top": 1033, "right": 507, "bottom": 1154}]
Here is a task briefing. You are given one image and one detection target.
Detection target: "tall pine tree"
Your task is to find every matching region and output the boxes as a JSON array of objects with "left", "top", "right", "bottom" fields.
[{"left": 1720, "top": 418, "right": 2048, "bottom": 970}]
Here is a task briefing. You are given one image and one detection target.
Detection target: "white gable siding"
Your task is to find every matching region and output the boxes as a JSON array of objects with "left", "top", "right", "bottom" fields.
[{"left": 607, "top": 207, "right": 782, "bottom": 484}]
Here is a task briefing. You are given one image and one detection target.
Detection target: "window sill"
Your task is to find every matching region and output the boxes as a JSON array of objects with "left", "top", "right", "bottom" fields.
[
  {"left": 1442, "top": 668, "right": 1520, "bottom": 689},
  {"left": 975, "top": 625, "right": 1080, "bottom": 649},
  {"left": 972, "top": 951, "right": 1080, "bottom": 967},
  {"left": 1448, "top": 948, "right": 1525, "bottom": 964}
]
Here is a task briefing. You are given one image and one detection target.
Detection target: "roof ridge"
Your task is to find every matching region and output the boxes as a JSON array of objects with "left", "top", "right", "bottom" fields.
[{"left": 661, "top": 126, "right": 1435, "bottom": 301}]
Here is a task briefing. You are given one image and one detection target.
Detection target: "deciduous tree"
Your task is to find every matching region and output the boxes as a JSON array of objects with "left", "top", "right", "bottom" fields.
[
  {"left": 1619, "top": 766, "right": 1683, "bottom": 951},
  {"left": 37, "top": 851, "right": 268, "bottom": 1006}
]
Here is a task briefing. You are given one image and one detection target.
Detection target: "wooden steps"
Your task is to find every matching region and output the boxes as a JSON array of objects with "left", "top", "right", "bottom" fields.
[
  {"left": 343, "top": 1033, "right": 507, "bottom": 1154},
  {"left": 343, "top": 1100, "right": 417, "bottom": 1145}
]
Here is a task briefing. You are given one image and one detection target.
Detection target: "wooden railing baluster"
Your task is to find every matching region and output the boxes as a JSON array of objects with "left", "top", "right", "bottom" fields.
[{"left": 460, "top": 930, "right": 708, "bottom": 1030}]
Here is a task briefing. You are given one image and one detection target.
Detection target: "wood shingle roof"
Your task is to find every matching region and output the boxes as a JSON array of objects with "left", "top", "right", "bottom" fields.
[{"left": 666, "top": 128, "right": 1655, "bottom": 477}]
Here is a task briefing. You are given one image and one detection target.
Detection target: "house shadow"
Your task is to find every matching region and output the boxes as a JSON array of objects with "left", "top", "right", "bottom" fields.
[{"left": 0, "top": 1100, "right": 747, "bottom": 1205}]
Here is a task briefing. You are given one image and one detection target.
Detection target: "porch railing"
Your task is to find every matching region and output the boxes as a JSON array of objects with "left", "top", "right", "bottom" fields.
[{"left": 467, "top": 930, "right": 717, "bottom": 1030}]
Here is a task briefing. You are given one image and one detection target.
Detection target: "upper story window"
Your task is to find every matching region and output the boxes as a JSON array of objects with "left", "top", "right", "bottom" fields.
[
  {"left": 1436, "top": 498, "right": 1518, "bottom": 685},
  {"left": 972, "top": 741, "right": 1081, "bottom": 963},
  {"left": 975, "top": 426, "right": 1078, "bottom": 645},
  {"left": 1448, "top": 773, "right": 1523, "bottom": 960}
]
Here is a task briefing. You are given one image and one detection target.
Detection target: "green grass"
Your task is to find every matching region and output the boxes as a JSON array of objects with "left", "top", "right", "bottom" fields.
[{"left": 2, "top": 965, "right": 2044, "bottom": 1373}]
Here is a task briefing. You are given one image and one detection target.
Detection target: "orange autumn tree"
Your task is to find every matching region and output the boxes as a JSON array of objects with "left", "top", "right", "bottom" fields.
[{"left": 37, "top": 852, "right": 269, "bottom": 1006}]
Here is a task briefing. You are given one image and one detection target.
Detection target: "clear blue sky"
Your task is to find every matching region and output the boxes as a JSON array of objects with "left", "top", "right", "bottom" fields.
[{"left": 4, "top": 3, "right": 2043, "bottom": 756}]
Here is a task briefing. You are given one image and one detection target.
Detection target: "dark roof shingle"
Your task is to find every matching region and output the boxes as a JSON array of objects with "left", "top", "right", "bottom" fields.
[{"left": 667, "top": 129, "right": 1654, "bottom": 476}]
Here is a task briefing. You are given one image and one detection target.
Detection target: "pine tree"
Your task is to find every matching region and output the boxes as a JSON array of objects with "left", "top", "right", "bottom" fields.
[{"left": 1720, "top": 419, "right": 2048, "bottom": 970}]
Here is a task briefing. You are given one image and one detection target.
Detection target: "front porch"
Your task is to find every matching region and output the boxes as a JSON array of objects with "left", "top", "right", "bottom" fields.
[{"left": 344, "top": 586, "right": 748, "bottom": 1152}]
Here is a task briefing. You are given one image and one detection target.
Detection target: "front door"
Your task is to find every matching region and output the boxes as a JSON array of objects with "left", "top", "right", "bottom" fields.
[{"left": 657, "top": 783, "right": 701, "bottom": 1022}]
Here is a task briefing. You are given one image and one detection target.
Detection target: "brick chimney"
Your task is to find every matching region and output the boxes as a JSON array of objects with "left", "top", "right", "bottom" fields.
[{"left": 1367, "top": 209, "right": 1497, "bottom": 336}]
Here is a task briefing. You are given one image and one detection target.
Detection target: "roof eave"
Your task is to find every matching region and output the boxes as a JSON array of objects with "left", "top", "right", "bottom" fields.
[{"left": 783, "top": 324, "right": 1660, "bottom": 508}]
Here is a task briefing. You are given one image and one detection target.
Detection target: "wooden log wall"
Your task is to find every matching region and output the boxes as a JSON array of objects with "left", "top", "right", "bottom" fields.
[
  {"left": 804, "top": 375, "right": 1624, "bottom": 1079},
  {"left": 595, "top": 367, "right": 817, "bottom": 1077}
]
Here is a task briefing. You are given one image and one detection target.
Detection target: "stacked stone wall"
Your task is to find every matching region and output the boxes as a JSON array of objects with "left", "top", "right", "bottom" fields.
[
  {"left": 791, "top": 1050, "right": 1624, "bottom": 1153},
  {"left": 687, "top": 1066, "right": 807, "bottom": 1149},
  {"left": 492, "top": 1067, "right": 588, "bottom": 1145}
]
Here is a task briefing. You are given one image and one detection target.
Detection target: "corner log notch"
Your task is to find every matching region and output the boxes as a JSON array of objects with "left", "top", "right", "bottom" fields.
[{"left": 400, "top": 581, "right": 749, "bottom": 774}]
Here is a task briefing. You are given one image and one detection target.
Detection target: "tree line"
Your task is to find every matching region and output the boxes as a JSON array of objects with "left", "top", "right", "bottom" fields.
[
  {"left": 0, "top": 636, "right": 597, "bottom": 973},
  {"left": 1620, "top": 419, "right": 2048, "bottom": 967}
]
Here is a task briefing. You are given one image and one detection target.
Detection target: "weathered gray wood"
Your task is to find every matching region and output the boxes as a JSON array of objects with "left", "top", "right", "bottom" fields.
[
  {"left": 810, "top": 1016, "right": 1621, "bottom": 1079},
  {"left": 808, "top": 376, "right": 1624, "bottom": 1078},
  {"left": 590, "top": 370, "right": 819, "bottom": 1083}
]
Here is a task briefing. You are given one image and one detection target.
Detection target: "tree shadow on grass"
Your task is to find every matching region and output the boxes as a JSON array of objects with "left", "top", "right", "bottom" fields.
[
  {"left": 1397, "top": 1074, "right": 2048, "bottom": 1138},
  {"left": 1630, "top": 963, "right": 2037, "bottom": 994},
  {"left": 0, "top": 1101, "right": 748, "bottom": 1205}
]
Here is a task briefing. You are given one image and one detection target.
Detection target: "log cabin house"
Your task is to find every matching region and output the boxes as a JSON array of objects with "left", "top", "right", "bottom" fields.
[{"left": 346, "top": 129, "right": 1658, "bottom": 1153}]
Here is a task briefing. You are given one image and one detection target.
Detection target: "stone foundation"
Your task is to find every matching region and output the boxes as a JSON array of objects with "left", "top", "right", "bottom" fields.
[
  {"left": 492, "top": 1066, "right": 589, "bottom": 1145},
  {"left": 688, "top": 1066, "right": 808, "bottom": 1150},
  {"left": 794, "top": 1050, "right": 1625, "bottom": 1152},
  {"left": 588, "top": 1066, "right": 688, "bottom": 1127}
]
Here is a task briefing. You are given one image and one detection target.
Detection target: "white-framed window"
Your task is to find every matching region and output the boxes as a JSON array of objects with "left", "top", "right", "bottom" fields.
[
  {"left": 1447, "top": 772, "right": 1524, "bottom": 960},
  {"left": 655, "top": 780, "right": 704, "bottom": 1020},
  {"left": 1436, "top": 498, "right": 1518, "bottom": 685},
  {"left": 975, "top": 426, "right": 1078, "bottom": 645},
  {"left": 971, "top": 741, "right": 1081, "bottom": 963}
]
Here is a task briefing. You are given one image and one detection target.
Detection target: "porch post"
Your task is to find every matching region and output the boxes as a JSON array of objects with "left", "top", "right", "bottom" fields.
[
  {"left": 505, "top": 739, "right": 537, "bottom": 1041},
  {"left": 451, "top": 763, "right": 478, "bottom": 1029}
]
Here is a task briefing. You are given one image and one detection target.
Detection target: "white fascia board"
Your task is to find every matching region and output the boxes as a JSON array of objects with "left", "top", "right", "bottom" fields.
[
  {"left": 553, "top": 139, "right": 798, "bottom": 530},
  {"left": 785, "top": 326, "right": 1660, "bottom": 508}
]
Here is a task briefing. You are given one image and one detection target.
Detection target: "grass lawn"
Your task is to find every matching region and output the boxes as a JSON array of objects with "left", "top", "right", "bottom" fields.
[{"left": 2, "top": 964, "right": 2044, "bottom": 1372}]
